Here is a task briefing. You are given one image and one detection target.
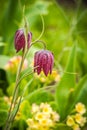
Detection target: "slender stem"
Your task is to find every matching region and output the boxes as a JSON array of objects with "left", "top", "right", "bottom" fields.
[
  {"left": 31, "top": 14, "right": 45, "bottom": 43},
  {"left": 31, "top": 40, "right": 46, "bottom": 50},
  {"left": 4, "top": 52, "right": 26, "bottom": 130}
]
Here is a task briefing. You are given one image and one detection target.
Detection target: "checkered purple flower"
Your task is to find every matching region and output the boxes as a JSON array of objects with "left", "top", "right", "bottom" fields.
[
  {"left": 34, "top": 50, "right": 54, "bottom": 76},
  {"left": 14, "top": 29, "right": 32, "bottom": 52}
]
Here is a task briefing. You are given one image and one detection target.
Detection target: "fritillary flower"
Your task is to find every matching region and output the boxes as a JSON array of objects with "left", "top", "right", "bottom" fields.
[
  {"left": 14, "top": 29, "right": 32, "bottom": 52},
  {"left": 34, "top": 50, "right": 54, "bottom": 76}
]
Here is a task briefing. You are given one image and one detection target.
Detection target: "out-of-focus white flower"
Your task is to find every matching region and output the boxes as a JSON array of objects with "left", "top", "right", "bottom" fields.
[
  {"left": 51, "top": 111, "right": 60, "bottom": 121},
  {"left": 31, "top": 103, "right": 39, "bottom": 114}
]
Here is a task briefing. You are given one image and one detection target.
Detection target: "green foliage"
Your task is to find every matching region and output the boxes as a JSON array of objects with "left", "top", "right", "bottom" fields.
[
  {"left": 0, "top": 55, "right": 10, "bottom": 68},
  {"left": 0, "top": 110, "right": 7, "bottom": 126},
  {"left": 26, "top": 89, "right": 54, "bottom": 104},
  {"left": 19, "top": 100, "right": 31, "bottom": 119},
  {"left": 54, "top": 124, "right": 72, "bottom": 130},
  {"left": 56, "top": 44, "right": 76, "bottom": 120},
  {"left": 75, "top": 75, "right": 87, "bottom": 106},
  {"left": 55, "top": 43, "right": 87, "bottom": 126},
  {"left": 0, "top": 98, "right": 8, "bottom": 127}
]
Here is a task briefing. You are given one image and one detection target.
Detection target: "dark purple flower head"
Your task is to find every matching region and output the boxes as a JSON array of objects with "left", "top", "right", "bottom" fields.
[
  {"left": 14, "top": 29, "right": 32, "bottom": 52},
  {"left": 34, "top": 50, "right": 54, "bottom": 76}
]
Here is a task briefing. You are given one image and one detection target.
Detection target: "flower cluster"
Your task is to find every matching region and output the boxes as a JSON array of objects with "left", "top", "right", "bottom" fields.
[
  {"left": 14, "top": 29, "right": 54, "bottom": 76},
  {"left": 66, "top": 102, "right": 87, "bottom": 130},
  {"left": 26, "top": 102, "right": 60, "bottom": 130},
  {"left": 4, "top": 56, "right": 28, "bottom": 74}
]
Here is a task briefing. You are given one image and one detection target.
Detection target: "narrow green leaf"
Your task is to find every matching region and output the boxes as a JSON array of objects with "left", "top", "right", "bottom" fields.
[
  {"left": 74, "top": 75, "right": 87, "bottom": 106},
  {"left": 56, "top": 44, "right": 76, "bottom": 120}
]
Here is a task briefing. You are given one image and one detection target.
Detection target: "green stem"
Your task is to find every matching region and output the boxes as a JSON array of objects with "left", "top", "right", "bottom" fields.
[
  {"left": 4, "top": 21, "right": 29, "bottom": 130},
  {"left": 31, "top": 40, "right": 46, "bottom": 50},
  {"left": 9, "top": 79, "right": 33, "bottom": 124},
  {"left": 31, "top": 14, "right": 44, "bottom": 44},
  {"left": 4, "top": 52, "right": 26, "bottom": 130}
]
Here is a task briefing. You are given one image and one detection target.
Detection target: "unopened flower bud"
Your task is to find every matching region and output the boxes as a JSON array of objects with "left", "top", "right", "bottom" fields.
[
  {"left": 34, "top": 50, "right": 54, "bottom": 76},
  {"left": 14, "top": 29, "right": 32, "bottom": 52}
]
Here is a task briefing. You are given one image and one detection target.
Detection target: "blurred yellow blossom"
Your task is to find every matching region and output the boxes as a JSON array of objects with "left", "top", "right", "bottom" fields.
[
  {"left": 75, "top": 102, "right": 86, "bottom": 115},
  {"left": 74, "top": 113, "right": 86, "bottom": 125},
  {"left": 41, "top": 103, "right": 52, "bottom": 114},
  {"left": 72, "top": 123, "right": 81, "bottom": 130},
  {"left": 34, "top": 70, "right": 60, "bottom": 84},
  {"left": 39, "top": 118, "right": 53, "bottom": 127},
  {"left": 66, "top": 103, "right": 87, "bottom": 130},
  {"left": 35, "top": 112, "right": 46, "bottom": 121},
  {"left": 66, "top": 116, "right": 75, "bottom": 126},
  {"left": 27, "top": 120, "right": 40, "bottom": 130},
  {"left": 4, "top": 56, "right": 28, "bottom": 73}
]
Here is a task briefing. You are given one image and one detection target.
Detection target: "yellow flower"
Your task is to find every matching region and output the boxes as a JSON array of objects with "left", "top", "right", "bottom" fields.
[
  {"left": 26, "top": 103, "right": 60, "bottom": 130},
  {"left": 51, "top": 70, "right": 60, "bottom": 82},
  {"left": 75, "top": 103, "right": 86, "bottom": 115},
  {"left": 74, "top": 113, "right": 86, "bottom": 126},
  {"left": 30, "top": 121, "right": 40, "bottom": 129},
  {"left": 27, "top": 119, "right": 39, "bottom": 129},
  {"left": 26, "top": 118, "right": 34, "bottom": 126},
  {"left": 15, "top": 111, "right": 21, "bottom": 120},
  {"left": 66, "top": 116, "right": 75, "bottom": 126},
  {"left": 40, "top": 102, "right": 52, "bottom": 114},
  {"left": 35, "top": 112, "right": 45, "bottom": 121},
  {"left": 39, "top": 126, "right": 49, "bottom": 130},
  {"left": 73, "top": 123, "right": 81, "bottom": 130},
  {"left": 39, "top": 118, "right": 53, "bottom": 127},
  {"left": 34, "top": 69, "right": 60, "bottom": 84},
  {"left": 40, "top": 77, "right": 46, "bottom": 82}
]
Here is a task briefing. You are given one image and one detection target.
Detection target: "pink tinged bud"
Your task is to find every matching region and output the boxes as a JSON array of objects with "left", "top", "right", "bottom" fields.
[
  {"left": 14, "top": 29, "right": 32, "bottom": 52},
  {"left": 34, "top": 50, "right": 54, "bottom": 76}
]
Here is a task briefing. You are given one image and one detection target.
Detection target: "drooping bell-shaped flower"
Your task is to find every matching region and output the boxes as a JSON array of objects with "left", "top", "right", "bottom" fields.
[
  {"left": 34, "top": 50, "right": 54, "bottom": 76},
  {"left": 14, "top": 29, "right": 32, "bottom": 52}
]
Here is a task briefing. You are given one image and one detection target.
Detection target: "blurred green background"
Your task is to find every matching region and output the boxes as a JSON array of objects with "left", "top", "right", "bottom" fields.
[{"left": 0, "top": 0, "right": 87, "bottom": 77}]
